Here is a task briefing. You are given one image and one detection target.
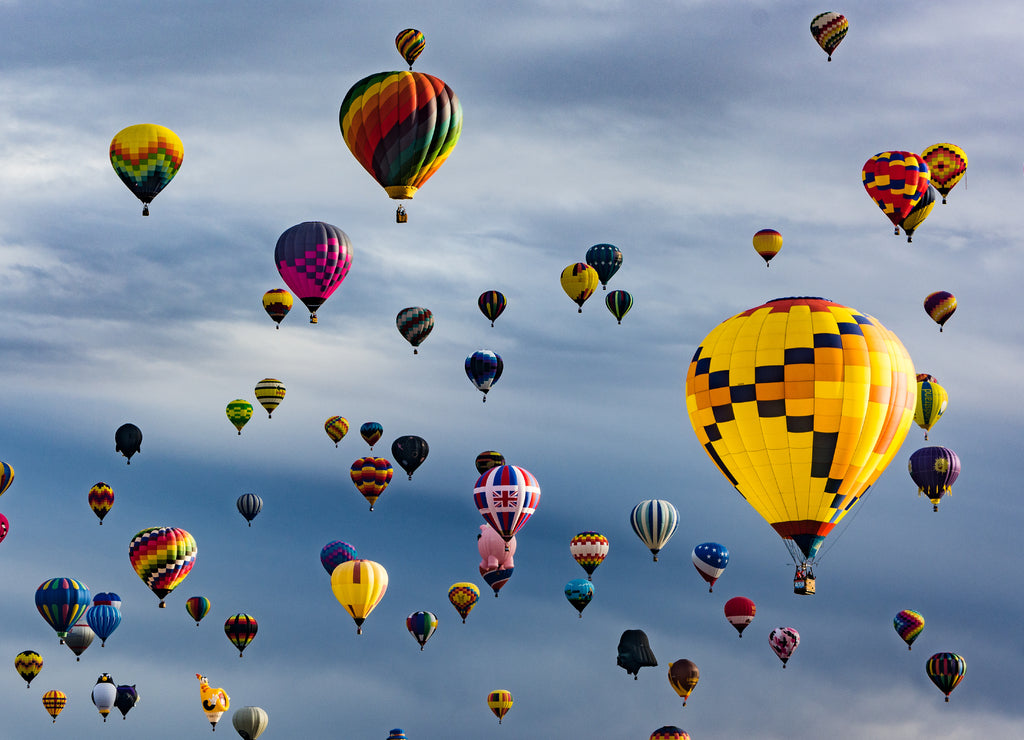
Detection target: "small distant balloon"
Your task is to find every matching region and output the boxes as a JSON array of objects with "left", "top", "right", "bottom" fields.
[
  {"left": 486, "top": 690, "right": 513, "bottom": 724},
  {"left": 914, "top": 373, "right": 948, "bottom": 440},
  {"left": 320, "top": 541, "right": 358, "bottom": 575},
  {"left": 185, "top": 596, "right": 211, "bottom": 626},
  {"left": 232, "top": 706, "right": 269, "bottom": 739},
  {"left": 909, "top": 446, "right": 960, "bottom": 512},
  {"left": 724, "top": 596, "right": 756, "bottom": 637},
  {"left": 478, "top": 291, "right": 507, "bottom": 326},
  {"left": 350, "top": 457, "right": 394, "bottom": 511},
  {"left": 564, "top": 578, "right": 594, "bottom": 617},
  {"left": 617, "top": 629, "right": 657, "bottom": 679},
  {"left": 406, "top": 611, "right": 439, "bottom": 650},
  {"left": 769, "top": 627, "right": 800, "bottom": 668},
  {"left": 224, "top": 613, "right": 258, "bottom": 657},
  {"left": 236, "top": 493, "right": 263, "bottom": 526},
  {"left": 115, "top": 423, "right": 142, "bottom": 464},
  {"left": 465, "top": 350, "right": 503, "bottom": 402},
  {"left": 115, "top": 685, "right": 139, "bottom": 720},
  {"left": 42, "top": 689, "right": 67, "bottom": 723},
  {"left": 605, "top": 290, "right": 633, "bottom": 324},
  {"left": 0, "top": 461, "right": 13, "bottom": 496},
  {"left": 569, "top": 531, "right": 609, "bottom": 580},
  {"left": 262, "top": 289, "right": 293, "bottom": 328},
  {"left": 810, "top": 12, "right": 848, "bottom": 61},
  {"left": 254, "top": 378, "right": 285, "bottom": 418},
  {"left": 691, "top": 542, "right": 729, "bottom": 592},
  {"left": 109, "top": 123, "right": 183, "bottom": 215},
  {"left": 392, "top": 435, "right": 429, "bottom": 480},
  {"left": 667, "top": 659, "right": 700, "bottom": 706},
  {"left": 650, "top": 728, "right": 690, "bottom": 740},
  {"left": 474, "top": 450, "right": 505, "bottom": 475},
  {"left": 395, "top": 28, "right": 425, "bottom": 68},
  {"left": 926, "top": 652, "right": 966, "bottom": 702},
  {"left": 88, "top": 483, "right": 114, "bottom": 525},
  {"left": 560, "top": 262, "right": 599, "bottom": 312},
  {"left": 360, "top": 422, "right": 383, "bottom": 449},
  {"left": 15, "top": 650, "right": 43, "bottom": 688},
  {"left": 924, "top": 291, "right": 956, "bottom": 331},
  {"left": 752, "top": 229, "right": 782, "bottom": 266},
  {"left": 921, "top": 143, "right": 967, "bottom": 204},
  {"left": 226, "top": 400, "right": 253, "bottom": 435},
  {"left": 396, "top": 307, "right": 434, "bottom": 354},
  {"left": 894, "top": 609, "right": 925, "bottom": 650},
  {"left": 325, "top": 416, "right": 350, "bottom": 447},
  {"left": 585, "top": 243, "right": 622, "bottom": 289},
  {"left": 630, "top": 499, "right": 678, "bottom": 561},
  {"left": 448, "top": 582, "right": 480, "bottom": 623}
]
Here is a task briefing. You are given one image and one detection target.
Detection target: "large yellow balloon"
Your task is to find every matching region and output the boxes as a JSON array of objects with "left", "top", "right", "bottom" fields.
[
  {"left": 560, "top": 263, "right": 599, "bottom": 313},
  {"left": 685, "top": 297, "right": 916, "bottom": 563},
  {"left": 330, "top": 559, "right": 388, "bottom": 634}
]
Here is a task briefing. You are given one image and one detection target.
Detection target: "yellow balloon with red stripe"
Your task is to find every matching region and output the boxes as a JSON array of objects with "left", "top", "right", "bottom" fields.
[
  {"left": 331, "top": 559, "right": 388, "bottom": 634},
  {"left": 752, "top": 229, "right": 782, "bottom": 266},
  {"left": 685, "top": 297, "right": 916, "bottom": 565}
]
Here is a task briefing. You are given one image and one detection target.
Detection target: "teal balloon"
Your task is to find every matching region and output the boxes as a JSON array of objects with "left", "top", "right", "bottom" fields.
[
  {"left": 564, "top": 578, "right": 594, "bottom": 617},
  {"left": 585, "top": 244, "right": 622, "bottom": 289},
  {"left": 36, "top": 577, "right": 91, "bottom": 640}
]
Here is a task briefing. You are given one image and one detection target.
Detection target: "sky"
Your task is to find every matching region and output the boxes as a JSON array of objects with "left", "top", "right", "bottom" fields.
[{"left": 0, "top": 1, "right": 1022, "bottom": 738}]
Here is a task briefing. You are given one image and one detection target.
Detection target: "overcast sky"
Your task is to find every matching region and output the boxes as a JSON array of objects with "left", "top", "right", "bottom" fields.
[{"left": 0, "top": 1, "right": 1021, "bottom": 738}]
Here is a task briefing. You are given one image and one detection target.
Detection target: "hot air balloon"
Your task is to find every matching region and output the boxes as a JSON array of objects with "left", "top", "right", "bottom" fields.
[
  {"left": 898, "top": 183, "right": 937, "bottom": 242},
  {"left": 564, "top": 578, "right": 594, "bottom": 617},
  {"left": 466, "top": 349, "right": 503, "bottom": 401},
  {"left": 0, "top": 461, "right": 14, "bottom": 496},
  {"left": 85, "top": 597, "right": 121, "bottom": 647},
  {"left": 585, "top": 244, "right": 623, "bottom": 289},
  {"left": 478, "top": 291, "right": 506, "bottom": 326},
  {"left": 226, "top": 400, "right": 253, "bottom": 435},
  {"left": 325, "top": 416, "right": 350, "bottom": 447},
  {"left": 387, "top": 730, "right": 408, "bottom": 740},
  {"left": 475, "top": 450, "right": 505, "bottom": 475},
  {"left": 339, "top": 53, "right": 462, "bottom": 221},
  {"left": 650, "top": 727, "right": 690, "bottom": 740},
  {"left": 42, "top": 690, "right": 67, "bottom": 723},
  {"left": 752, "top": 229, "right": 782, "bottom": 266},
  {"left": 350, "top": 457, "right": 394, "bottom": 511},
  {"left": 115, "top": 685, "right": 139, "bottom": 720},
  {"left": 15, "top": 650, "right": 42, "bottom": 688},
  {"left": 685, "top": 297, "right": 917, "bottom": 585},
  {"left": 128, "top": 526, "right": 197, "bottom": 607},
  {"left": 64, "top": 623, "right": 95, "bottom": 660},
  {"left": 87, "top": 482, "right": 114, "bottom": 524},
  {"left": 406, "top": 611, "right": 439, "bottom": 650},
  {"left": 724, "top": 596, "right": 756, "bottom": 637},
  {"left": 232, "top": 707, "right": 269, "bottom": 739},
  {"left": 331, "top": 559, "right": 388, "bottom": 634},
  {"left": 560, "top": 262, "right": 600, "bottom": 312},
  {"left": 186, "top": 596, "right": 211, "bottom": 626},
  {"left": 474, "top": 464, "right": 541, "bottom": 546},
  {"left": 921, "top": 143, "right": 967, "bottom": 203},
  {"left": 478, "top": 524, "right": 515, "bottom": 581},
  {"left": 115, "top": 423, "right": 142, "bottom": 464},
  {"left": 862, "top": 152, "right": 931, "bottom": 235},
  {"left": 448, "top": 582, "right": 480, "bottom": 623},
  {"left": 0, "top": 512, "right": 6, "bottom": 545},
  {"left": 617, "top": 629, "right": 657, "bottom": 679},
  {"left": 482, "top": 567, "right": 514, "bottom": 596},
  {"left": 92, "top": 673, "right": 117, "bottom": 722},
  {"left": 224, "top": 614, "right": 258, "bottom": 657},
  {"left": 894, "top": 609, "right": 925, "bottom": 650},
  {"left": 197, "top": 673, "right": 230, "bottom": 730},
  {"left": 396, "top": 307, "right": 434, "bottom": 354},
  {"left": 691, "top": 542, "right": 729, "bottom": 592},
  {"left": 360, "top": 422, "right": 383, "bottom": 449},
  {"left": 109, "top": 123, "right": 183, "bottom": 215},
  {"left": 630, "top": 499, "right": 678, "bottom": 562},
  {"left": 236, "top": 494, "right": 263, "bottom": 526},
  {"left": 769, "top": 627, "right": 800, "bottom": 668},
  {"left": 909, "top": 446, "right": 960, "bottom": 512},
  {"left": 926, "top": 652, "right": 966, "bottom": 702},
  {"left": 667, "top": 659, "right": 700, "bottom": 706},
  {"left": 274, "top": 221, "right": 353, "bottom": 324},
  {"left": 321, "top": 541, "right": 358, "bottom": 575},
  {"left": 262, "top": 289, "right": 292, "bottom": 328},
  {"left": 486, "top": 690, "right": 513, "bottom": 724},
  {"left": 570, "top": 531, "right": 609, "bottom": 580},
  {"left": 395, "top": 28, "right": 425, "bottom": 68},
  {"left": 810, "top": 12, "right": 848, "bottom": 61},
  {"left": 392, "top": 435, "right": 429, "bottom": 480},
  {"left": 924, "top": 291, "right": 956, "bottom": 331},
  {"left": 914, "top": 374, "right": 948, "bottom": 440},
  {"left": 36, "top": 578, "right": 90, "bottom": 642},
  {"left": 254, "top": 379, "right": 285, "bottom": 418},
  {"left": 605, "top": 290, "right": 633, "bottom": 324}
]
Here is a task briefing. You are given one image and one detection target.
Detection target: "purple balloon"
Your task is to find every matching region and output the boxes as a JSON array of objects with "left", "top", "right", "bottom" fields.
[
  {"left": 909, "top": 446, "right": 960, "bottom": 512},
  {"left": 320, "top": 540, "right": 357, "bottom": 575}
]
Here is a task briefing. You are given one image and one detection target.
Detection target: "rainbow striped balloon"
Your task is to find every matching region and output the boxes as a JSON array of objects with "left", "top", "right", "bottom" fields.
[{"left": 128, "top": 527, "right": 197, "bottom": 607}]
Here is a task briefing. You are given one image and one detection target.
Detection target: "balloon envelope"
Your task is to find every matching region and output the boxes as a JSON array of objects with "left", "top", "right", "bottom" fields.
[
  {"left": 395, "top": 28, "right": 425, "bottom": 68},
  {"left": 465, "top": 349, "right": 503, "bottom": 400},
  {"left": 115, "top": 685, "right": 139, "bottom": 719},
  {"left": 232, "top": 706, "right": 269, "bottom": 739},
  {"left": 560, "top": 262, "right": 599, "bottom": 312},
  {"left": 88, "top": 482, "right": 114, "bottom": 524},
  {"left": 862, "top": 151, "right": 930, "bottom": 232},
  {"left": 685, "top": 297, "right": 916, "bottom": 564},
  {"left": 752, "top": 229, "right": 782, "bottom": 265},
  {"left": 605, "top": 289, "right": 633, "bottom": 324},
  {"left": 769, "top": 627, "right": 800, "bottom": 667},
  {"left": 64, "top": 623, "right": 95, "bottom": 658},
  {"left": 894, "top": 609, "right": 925, "bottom": 650},
  {"left": 478, "top": 291, "right": 506, "bottom": 326},
  {"left": 350, "top": 457, "right": 394, "bottom": 510},
  {"left": 15, "top": 650, "right": 43, "bottom": 687},
  {"left": 921, "top": 143, "right": 967, "bottom": 202},
  {"left": 617, "top": 629, "right": 657, "bottom": 679},
  {"left": 909, "top": 446, "right": 960, "bottom": 511},
  {"left": 486, "top": 690, "right": 513, "bottom": 724},
  {"left": 391, "top": 435, "right": 429, "bottom": 479},
  {"left": 274, "top": 222, "right": 353, "bottom": 323},
  {"left": 926, "top": 652, "right": 966, "bottom": 701},
  {"left": 650, "top": 728, "right": 690, "bottom": 740},
  {"left": 569, "top": 531, "right": 609, "bottom": 579},
  {"left": 0, "top": 461, "right": 12, "bottom": 496},
  {"left": 115, "top": 423, "right": 142, "bottom": 464},
  {"left": 331, "top": 559, "right": 388, "bottom": 634},
  {"left": 585, "top": 243, "right": 622, "bottom": 288},
  {"left": 630, "top": 499, "right": 678, "bottom": 561},
  {"left": 396, "top": 307, "right": 434, "bottom": 353},
  {"left": 185, "top": 596, "right": 211, "bottom": 625},
  {"left": 262, "top": 289, "right": 292, "bottom": 327},
  {"left": 406, "top": 611, "right": 439, "bottom": 650},
  {"left": 224, "top": 613, "right": 258, "bottom": 657},
  {"left": 360, "top": 422, "right": 383, "bottom": 449},
  {"left": 320, "top": 541, "right": 358, "bottom": 575},
  {"left": 85, "top": 602, "right": 121, "bottom": 646},
  {"left": 914, "top": 374, "right": 948, "bottom": 440},
  {"left": 924, "top": 291, "right": 956, "bottom": 330},
  {"left": 691, "top": 542, "right": 729, "bottom": 591},
  {"left": 564, "top": 578, "right": 594, "bottom": 617},
  {"left": 254, "top": 379, "right": 285, "bottom": 418},
  {"left": 236, "top": 493, "right": 263, "bottom": 525},
  {"left": 810, "top": 12, "right": 848, "bottom": 60},
  {"left": 724, "top": 596, "right": 756, "bottom": 636},
  {"left": 128, "top": 526, "right": 197, "bottom": 606},
  {"left": 226, "top": 400, "right": 253, "bottom": 435},
  {"left": 667, "top": 659, "right": 700, "bottom": 705},
  {"left": 474, "top": 450, "right": 505, "bottom": 475},
  {"left": 324, "top": 416, "right": 350, "bottom": 446},
  {"left": 448, "top": 582, "right": 480, "bottom": 622},
  {"left": 473, "top": 465, "right": 541, "bottom": 543},
  {"left": 42, "top": 689, "right": 66, "bottom": 722},
  {"left": 36, "top": 578, "right": 91, "bottom": 639},
  {"left": 109, "top": 123, "right": 183, "bottom": 214}
]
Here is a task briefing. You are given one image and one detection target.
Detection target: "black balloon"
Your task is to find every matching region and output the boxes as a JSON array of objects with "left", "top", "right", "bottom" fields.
[
  {"left": 115, "top": 423, "right": 143, "bottom": 464},
  {"left": 617, "top": 629, "right": 657, "bottom": 679},
  {"left": 391, "top": 435, "right": 429, "bottom": 480}
]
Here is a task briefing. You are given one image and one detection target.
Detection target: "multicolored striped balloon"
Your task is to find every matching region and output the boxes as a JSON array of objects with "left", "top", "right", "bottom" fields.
[
  {"left": 406, "top": 610, "right": 439, "bottom": 650},
  {"left": 350, "top": 457, "right": 394, "bottom": 511},
  {"left": 894, "top": 609, "right": 925, "bottom": 650},
  {"left": 924, "top": 290, "right": 956, "bottom": 331},
  {"left": 224, "top": 613, "right": 258, "bottom": 657},
  {"left": 650, "top": 727, "right": 690, "bottom": 740},
  {"left": 0, "top": 461, "right": 13, "bottom": 497},
  {"left": 396, "top": 307, "right": 434, "bottom": 354},
  {"left": 395, "top": 29, "right": 425, "bottom": 68},
  {"left": 605, "top": 289, "right": 633, "bottom": 324},
  {"left": 926, "top": 652, "right": 966, "bottom": 701},
  {"left": 810, "top": 12, "right": 848, "bottom": 61},
  {"left": 359, "top": 422, "right": 384, "bottom": 450},
  {"left": 185, "top": 596, "right": 211, "bottom": 626},
  {"left": 339, "top": 71, "right": 462, "bottom": 203},
  {"left": 109, "top": 123, "right": 184, "bottom": 215},
  {"left": 88, "top": 483, "right": 114, "bottom": 524},
  {"left": 35, "top": 578, "right": 91, "bottom": 640},
  {"left": 42, "top": 689, "right": 67, "bottom": 722},
  {"left": 128, "top": 526, "right": 197, "bottom": 607},
  {"left": 477, "top": 291, "right": 507, "bottom": 327}
]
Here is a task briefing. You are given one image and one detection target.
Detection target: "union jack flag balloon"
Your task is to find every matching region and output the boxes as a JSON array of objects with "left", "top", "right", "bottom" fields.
[{"left": 473, "top": 465, "right": 541, "bottom": 546}]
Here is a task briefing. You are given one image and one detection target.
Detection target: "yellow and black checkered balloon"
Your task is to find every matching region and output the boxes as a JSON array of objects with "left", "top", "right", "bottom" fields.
[{"left": 685, "top": 297, "right": 916, "bottom": 560}]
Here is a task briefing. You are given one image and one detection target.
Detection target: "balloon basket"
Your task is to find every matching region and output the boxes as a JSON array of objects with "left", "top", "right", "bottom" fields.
[{"left": 793, "top": 577, "right": 815, "bottom": 595}]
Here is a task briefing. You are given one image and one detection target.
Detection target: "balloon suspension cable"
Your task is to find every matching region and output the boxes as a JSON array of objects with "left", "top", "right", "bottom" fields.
[{"left": 814, "top": 484, "right": 877, "bottom": 566}]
